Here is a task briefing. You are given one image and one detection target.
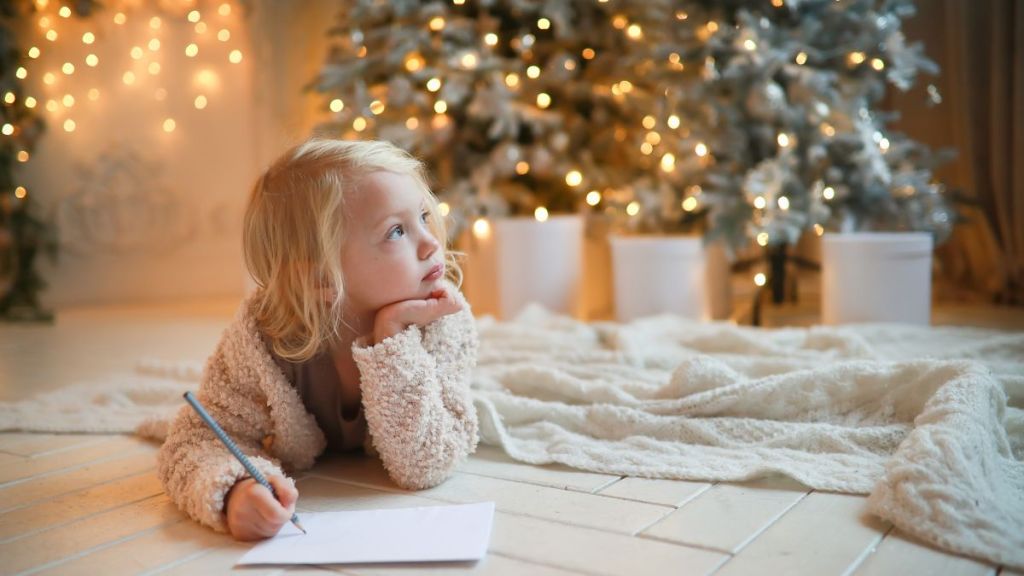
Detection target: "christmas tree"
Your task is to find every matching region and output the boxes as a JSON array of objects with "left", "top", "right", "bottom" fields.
[
  {"left": 0, "top": 0, "right": 97, "bottom": 321},
  {"left": 310, "top": 0, "right": 954, "bottom": 254}
]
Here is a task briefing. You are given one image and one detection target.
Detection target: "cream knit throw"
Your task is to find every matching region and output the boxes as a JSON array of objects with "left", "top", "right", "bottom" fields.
[{"left": 1, "top": 307, "right": 1021, "bottom": 568}]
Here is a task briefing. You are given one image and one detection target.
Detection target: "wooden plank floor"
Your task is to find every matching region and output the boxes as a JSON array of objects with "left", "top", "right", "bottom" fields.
[{"left": 1, "top": 297, "right": 1020, "bottom": 575}]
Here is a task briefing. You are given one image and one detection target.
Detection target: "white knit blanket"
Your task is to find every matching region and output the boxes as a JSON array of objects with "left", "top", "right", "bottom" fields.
[{"left": 2, "top": 307, "right": 1021, "bottom": 568}]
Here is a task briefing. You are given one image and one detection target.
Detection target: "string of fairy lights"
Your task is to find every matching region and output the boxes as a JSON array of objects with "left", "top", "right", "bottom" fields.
[{"left": 9, "top": 0, "right": 246, "bottom": 202}]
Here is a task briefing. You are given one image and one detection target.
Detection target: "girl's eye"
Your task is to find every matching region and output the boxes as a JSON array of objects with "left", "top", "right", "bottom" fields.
[
  {"left": 421, "top": 211, "right": 430, "bottom": 223},
  {"left": 386, "top": 225, "right": 404, "bottom": 240}
]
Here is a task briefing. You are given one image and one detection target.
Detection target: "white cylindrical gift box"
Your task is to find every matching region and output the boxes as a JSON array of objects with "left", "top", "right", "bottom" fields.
[
  {"left": 494, "top": 215, "right": 584, "bottom": 319},
  {"left": 821, "top": 232, "right": 933, "bottom": 325},
  {"left": 609, "top": 235, "right": 710, "bottom": 322}
]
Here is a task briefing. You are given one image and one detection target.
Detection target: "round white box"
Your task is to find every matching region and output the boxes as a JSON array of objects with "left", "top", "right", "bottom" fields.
[
  {"left": 821, "top": 232, "right": 933, "bottom": 325},
  {"left": 609, "top": 235, "right": 709, "bottom": 322}
]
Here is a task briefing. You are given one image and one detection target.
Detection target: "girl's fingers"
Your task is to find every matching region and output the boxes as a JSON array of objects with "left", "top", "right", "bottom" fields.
[{"left": 267, "top": 475, "right": 298, "bottom": 508}]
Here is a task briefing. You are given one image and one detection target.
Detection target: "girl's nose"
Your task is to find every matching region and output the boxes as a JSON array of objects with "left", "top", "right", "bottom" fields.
[{"left": 419, "top": 231, "right": 440, "bottom": 260}]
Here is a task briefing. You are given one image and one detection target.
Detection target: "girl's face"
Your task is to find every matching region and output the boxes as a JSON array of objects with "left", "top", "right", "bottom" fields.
[{"left": 339, "top": 171, "right": 444, "bottom": 314}]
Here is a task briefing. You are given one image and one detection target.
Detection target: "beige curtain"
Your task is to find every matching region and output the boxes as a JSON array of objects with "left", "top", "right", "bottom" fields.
[{"left": 894, "top": 1, "right": 1024, "bottom": 304}]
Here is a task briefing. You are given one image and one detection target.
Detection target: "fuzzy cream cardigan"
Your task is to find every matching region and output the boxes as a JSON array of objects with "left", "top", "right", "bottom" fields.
[{"left": 156, "top": 288, "right": 479, "bottom": 533}]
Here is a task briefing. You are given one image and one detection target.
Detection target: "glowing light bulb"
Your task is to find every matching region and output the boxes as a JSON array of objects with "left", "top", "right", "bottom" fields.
[
  {"left": 526, "top": 65, "right": 540, "bottom": 79},
  {"left": 668, "top": 115, "right": 680, "bottom": 129},
  {"left": 823, "top": 186, "right": 835, "bottom": 200},
  {"left": 582, "top": 48, "right": 595, "bottom": 60},
  {"left": 218, "top": 29, "right": 230, "bottom": 42},
  {"left": 15, "top": 186, "right": 26, "bottom": 198},
  {"left": 185, "top": 44, "right": 199, "bottom": 57},
  {"left": 63, "top": 119, "right": 76, "bottom": 132},
  {"left": 777, "top": 133, "right": 791, "bottom": 147},
  {"left": 754, "top": 273, "right": 766, "bottom": 286},
  {"left": 754, "top": 196, "right": 767, "bottom": 209},
  {"left": 1, "top": 123, "right": 13, "bottom": 135},
  {"left": 534, "top": 207, "right": 549, "bottom": 222},
  {"left": 814, "top": 224, "right": 825, "bottom": 236},
  {"left": 150, "top": 16, "right": 161, "bottom": 30},
  {"left": 472, "top": 217, "right": 492, "bottom": 240},
  {"left": 796, "top": 51, "right": 808, "bottom": 65},
  {"left": 58, "top": 6, "right": 71, "bottom": 17},
  {"left": 218, "top": 3, "right": 231, "bottom": 16},
  {"left": 642, "top": 115, "right": 656, "bottom": 129},
  {"left": 229, "top": 50, "right": 243, "bottom": 63},
  {"left": 163, "top": 118, "right": 176, "bottom": 132},
  {"left": 113, "top": 12, "right": 126, "bottom": 25},
  {"left": 15, "top": 67, "right": 26, "bottom": 79},
  {"left": 626, "top": 201, "right": 640, "bottom": 216},
  {"left": 148, "top": 62, "right": 161, "bottom": 75},
  {"left": 426, "top": 78, "right": 441, "bottom": 92},
  {"left": 586, "top": 190, "right": 601, "bottom": 206},
  {"left": 537, "top": 18, "right": 550, "bottom": 30},
  {"left": 536, "top": 93, "right": 551, "bottom": 108},
  {"left": 460, "top": 52, "right": 477, "bottom": 69},
  {"left": 695, "top": 142, "right": 708, "bottom": 157},
  {"left": 17, "top": 150, "right": 28, "bottom": 162},
  {"left": 46, "top": 30, "right": 58, "bottom": 42},
  {"left": 85, "top": 54, "right": 98, "bottom": 67},
  {"left": 484, "top": 33, "right": 498, "bottom": 46},
  {"left": 123, "top": 71, "right": 136, "bottom": 85},
  {"left": 28, "top": 46, "right": 40, "bottom": 58},
  {"left": 43, "top": 72, "right": 55, "bottom": 85},
  {"left": 62, "top": 94, "right": 74, "bottom": 107},
  {"left": 187, "top": 10, "right": 201, "bottom": 23},
  {"left": 743, "top": 39, "right": 757, "bottom": 51},
  {"left": 369, "top": 100, "right": 385, "bottom": 114},
  {"left": 778, "top": 196, "right": 790, "bottom": 210},
  {"left": 438, "top": 202, "right": 450, "bottom": 217},
  {"left": 627, "top": 24, "right": 643, "bottom": 39},
  {"left": 405, "top": 117, "right": 418, "bottom": 130},
  {"left": 640, "top": 142, "right": 653, "bottom": 155},
  {"left": 871, "top": 58, "right": 885, "bottom": 71},
  {"left": 682, "top": 196, "right": 698, "bottom": 212},
  {"left": 329, "top": 99, "right": 344, "bottom": 112},
  {"left": 25, "top": 96, "right": 36, "bottom": 108},
  {"left": 429, "top": 17, "right": 445, "bottom": 31},
  {"left": 148, "top": 38, "right": 161, "bottom": 51},
  {"left": 565, "top": 170, "right": 583, "bottom": 187},
  {"left": 515, "top": 161, "right": 529, "bottom": 175},
  {"left": 434, "top": 100, "right": 447, "bottom": 114},
  {"left": 848, "top": 51, "right": 866, "bottom": 66},
  {"left": 660, "top": 153, "right": 676, "bottom": 172},
  {"left": 352, "top": 117, "right": 367, "bottom": 131},
  {"left": 757, "top": 232, "right": 769, "bottom": 246},
  {"left": 505, "top": 73, "right": 520, "bottom": 88},
  {"left": 3, "top": 92, "right": 13, "bottom": 104},
  {"left": 131, "top": 46, "right": 144, "bottom": 59}
]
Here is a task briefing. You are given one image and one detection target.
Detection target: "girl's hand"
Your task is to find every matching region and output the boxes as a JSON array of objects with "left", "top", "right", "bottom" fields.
[
  {"left": 224, "top": 474, "right": 298, "bottom": 541},
  {"left": 372, "top": 288, "right": 463, "bottom": 345}
]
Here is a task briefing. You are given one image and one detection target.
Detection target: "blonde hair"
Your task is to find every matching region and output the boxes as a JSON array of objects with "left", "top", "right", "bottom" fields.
[{"left": 243, "top": 138, "right": 462, "bottom": 362}]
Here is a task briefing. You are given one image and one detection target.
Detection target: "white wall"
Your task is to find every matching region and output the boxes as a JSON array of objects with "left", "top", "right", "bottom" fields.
[{"left": 19, "top": 0, "right": 337, "bottom": 307}]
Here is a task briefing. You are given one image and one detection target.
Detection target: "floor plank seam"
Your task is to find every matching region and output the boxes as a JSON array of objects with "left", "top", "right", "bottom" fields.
[
  {"left": 487, "top": 549, "right": 601, "bottom": 575},
  {"left": 138, "top": 548, "right": 218, "bottom": 576},
  {"left": 0, "top": 447, "right": 156, "bottom": 490},
  {"left": 14, "top": 435, "right": 115, "bottom": 460},
  {"left": 722, "top": 488, "right": 813, "bottom": 558},
  {"left": 13, "top": 516, "right": 182, "bottom": 576},
  {"left": 588, "top": 476, "right": 624, "bottom": 494},
  {"left": 0, "top": 491, "right": 168, "bottom": 545},
  {"left": 0, "top": 469, "right": 156, "bottom": 516},
  {"left": 840, "top": 523, "right": 892, "bottom": 576},
  {"left": 458, "top": 468, "right": 616, "bottom": 493},
  {"left": 633, "top": 531, "right": 735, "bottom": 557}
]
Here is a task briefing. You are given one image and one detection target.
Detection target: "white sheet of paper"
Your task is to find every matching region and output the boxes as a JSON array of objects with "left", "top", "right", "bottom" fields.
[{"left": 236, "top": 501, "right": 495, "bottom": 566}]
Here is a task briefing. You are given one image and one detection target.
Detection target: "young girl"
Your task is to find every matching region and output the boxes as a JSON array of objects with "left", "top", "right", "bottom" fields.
[{"left": 157, "top": 139, "right": 479, "bottom": 541}]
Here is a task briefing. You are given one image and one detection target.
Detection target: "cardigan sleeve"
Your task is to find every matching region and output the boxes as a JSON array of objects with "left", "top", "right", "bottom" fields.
[
  {"left": 156, "top": 350, "right": 287, "bottom": 533},
  {"left": 351, "top": 303, "right": 479, "bottom": 490}
]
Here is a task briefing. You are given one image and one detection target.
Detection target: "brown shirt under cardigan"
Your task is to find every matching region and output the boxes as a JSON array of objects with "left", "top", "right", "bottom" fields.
[{"left": 269, "top": 347, "right": 368, "bottom": 454}]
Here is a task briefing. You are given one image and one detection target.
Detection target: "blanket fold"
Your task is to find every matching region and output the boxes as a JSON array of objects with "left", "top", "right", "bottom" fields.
[{"left": 1, "top": 307, "right": 1020, "bottom": 568}]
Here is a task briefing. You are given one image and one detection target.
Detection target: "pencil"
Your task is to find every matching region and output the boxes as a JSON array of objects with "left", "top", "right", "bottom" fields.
[{"left": 182, "top": 391, "right": 306, "bottom": 534}]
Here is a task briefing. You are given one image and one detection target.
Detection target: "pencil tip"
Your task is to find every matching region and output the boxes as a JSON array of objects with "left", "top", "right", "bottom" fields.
[{"left": 295, "top": 521, "right": 307, "bottom": 534}]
